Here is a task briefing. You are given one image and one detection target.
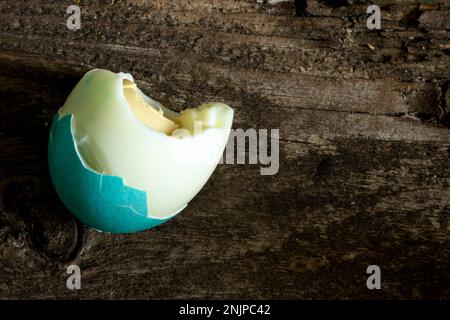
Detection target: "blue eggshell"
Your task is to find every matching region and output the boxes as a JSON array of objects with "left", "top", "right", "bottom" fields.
[{"left": 48, "top": 114, "right": 169, "bottom": 234}]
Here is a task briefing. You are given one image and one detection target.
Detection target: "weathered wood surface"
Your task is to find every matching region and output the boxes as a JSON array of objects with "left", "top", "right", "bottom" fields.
[{"left": 0, "top": 0, "right": 449, "bottom": 299}]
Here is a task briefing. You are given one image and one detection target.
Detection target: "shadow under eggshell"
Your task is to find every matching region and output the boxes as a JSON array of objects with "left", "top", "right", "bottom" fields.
[{"left": 48, "top": 113, "right": 169, "bottom": 234}]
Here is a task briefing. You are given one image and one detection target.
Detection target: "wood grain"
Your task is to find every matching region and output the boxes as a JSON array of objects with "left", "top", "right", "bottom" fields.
[{"left": 0, "top": 0, "right": 449, "bottom": 299}]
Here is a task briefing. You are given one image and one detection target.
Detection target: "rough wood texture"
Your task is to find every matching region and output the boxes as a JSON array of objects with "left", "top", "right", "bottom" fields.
[{"left": 0, "top": 0, "right": 449, "bottom": 299}]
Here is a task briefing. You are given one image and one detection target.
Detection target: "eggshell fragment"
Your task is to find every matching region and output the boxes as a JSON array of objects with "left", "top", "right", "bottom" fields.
[
  {"left": 48, "top": 69, "right": 233, "bottom": 234},
  {"left": 49, "top": 114, "right": 169, "bottom": 233}
]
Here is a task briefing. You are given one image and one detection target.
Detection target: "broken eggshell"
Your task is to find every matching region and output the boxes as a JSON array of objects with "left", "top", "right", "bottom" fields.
[{"left": 48, "top": 69, "right": 233, "bottom": 234}]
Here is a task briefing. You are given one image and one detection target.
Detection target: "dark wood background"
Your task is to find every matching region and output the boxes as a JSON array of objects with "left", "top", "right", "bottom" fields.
[{"left": 0, "top": 0, "right": 449, "bottom": 299}]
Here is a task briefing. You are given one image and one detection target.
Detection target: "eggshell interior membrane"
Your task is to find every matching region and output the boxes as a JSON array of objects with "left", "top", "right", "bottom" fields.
[{"left": 57, "top": 69, "right": 233, "bottom": 220}]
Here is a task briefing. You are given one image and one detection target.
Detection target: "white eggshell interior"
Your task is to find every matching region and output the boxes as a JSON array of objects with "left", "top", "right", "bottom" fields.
[{"left": 59, "top": 69, "right": 233, "bottom": 219}]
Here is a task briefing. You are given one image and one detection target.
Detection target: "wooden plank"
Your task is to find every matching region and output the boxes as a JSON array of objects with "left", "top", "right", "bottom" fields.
[{"left": 0, "top": 0, "right": 449, "bottom": 299}]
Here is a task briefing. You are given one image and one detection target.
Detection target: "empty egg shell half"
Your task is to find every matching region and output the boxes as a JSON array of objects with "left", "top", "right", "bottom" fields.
[{"left": 48, "top": 69, "right": 233, "bottom": 233}]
